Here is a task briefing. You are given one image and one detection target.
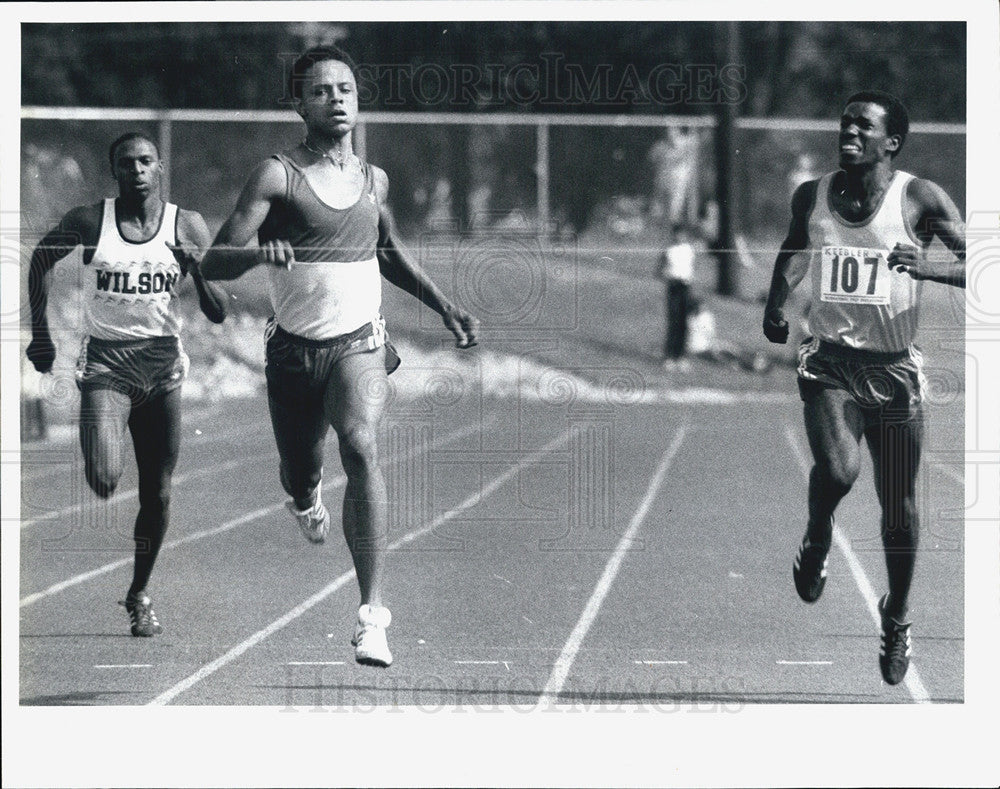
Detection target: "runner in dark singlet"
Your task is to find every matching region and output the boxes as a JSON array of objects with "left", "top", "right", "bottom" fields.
[
  {"left": 201, "top": 46, "right": 479, "bottom": 667},
  {"left": 26, "top": 132, "right": 228, "bottom": 636}
]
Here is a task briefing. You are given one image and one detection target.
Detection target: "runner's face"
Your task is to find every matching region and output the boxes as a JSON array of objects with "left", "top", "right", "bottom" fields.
[
  {"left": 112, "top": 138, "right": 161, "bottom": 199},
  {"left": 298, "top": 59, "right": 358, "bottom": 137},
  {"left": 838, "top": 102, "right": 898, "bottom": 168}
]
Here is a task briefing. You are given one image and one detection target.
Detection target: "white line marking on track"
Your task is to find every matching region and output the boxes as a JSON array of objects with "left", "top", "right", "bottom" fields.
[
  {"left": 784, "top": 424, "right": 932, "bottom": 704},
  {"left": 286, "top": 661, "right": 345, "bottom": 666},
  {"left": 776, "top": 660, "right": 833, "bottom": 666},
  {"left": 634, "top": 660, "right": 688, "bottom": 665},
  {"left": 147, "top": 429, "right": 570, "bottom": 706},
  {"left": 94, "top": 664, "right": 152, "bottom": 669},
  {"left": 19, "top": 419, "right": 491, "bottom": 608},
  {"left": 537, "top": 425, "right": 687, "bottom": 706},
  {"left": 492, "top": 574, "right": 512, "bottom": 585}
]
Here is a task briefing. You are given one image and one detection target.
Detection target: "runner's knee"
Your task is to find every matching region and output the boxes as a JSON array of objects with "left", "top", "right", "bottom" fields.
[
  {"left": 337, "top": 424, "right": 380, "bottom": 474},
  {"left": 84, "top": 459, "right": 122, "bottom": 499}
]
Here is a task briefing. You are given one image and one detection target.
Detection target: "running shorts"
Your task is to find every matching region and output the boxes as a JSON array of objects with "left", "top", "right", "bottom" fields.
[
  {"left": 264, "top": 316, "right": 401, "bottom": 407},
  {"left": 796, "top": 337, "right": 925, "bottom": 419},
  {"left": 76, "top": 335, "right": 188, "bottom": 404}
]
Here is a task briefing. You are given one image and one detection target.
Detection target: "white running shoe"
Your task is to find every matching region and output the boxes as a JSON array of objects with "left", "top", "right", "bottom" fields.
[
  {"left": 351, "top": 604, "right": 393, "bottom": 667},
  {"left": 285, "top": 495, "right": 330, "bottom": 544}
]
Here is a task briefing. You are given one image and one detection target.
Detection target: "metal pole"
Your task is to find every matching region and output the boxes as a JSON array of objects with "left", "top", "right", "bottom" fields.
[
  {"left": 537, "top": 122, "right": 550, "bottom": 234},
  {"left": 714, "top": 21, "right": 739, "bottom": 297},
  {"left": 157, "top": 118, "right": 172, "bottom": 203}
]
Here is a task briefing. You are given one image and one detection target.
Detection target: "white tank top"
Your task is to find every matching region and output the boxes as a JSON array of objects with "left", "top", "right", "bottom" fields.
[
  {"left": 85, "top": 199, "right": 184, "bottom": 340},
  {"left": 267, "top": 256, "right": 382, "bottom": 340},
  {"left": 806, "top": 170, "right": 923, "bottom": 352}
]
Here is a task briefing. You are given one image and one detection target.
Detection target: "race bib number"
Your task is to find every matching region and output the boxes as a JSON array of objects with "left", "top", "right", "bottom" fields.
[{"left": 820, "top": 246, "right": 891, "bottom": 305}]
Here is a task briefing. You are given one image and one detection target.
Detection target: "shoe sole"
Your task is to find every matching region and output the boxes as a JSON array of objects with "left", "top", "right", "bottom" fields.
[{"left": 355, "top": 655, "right": 392, "bottom": 668}]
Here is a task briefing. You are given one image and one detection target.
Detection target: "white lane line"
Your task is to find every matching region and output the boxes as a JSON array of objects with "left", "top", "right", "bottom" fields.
[
  {"left": 19, "top": 419, "right": 490, "bottom": 608},
  {"left": 286, "top": 661, "right": 345, "bottom": 666},
  {"left": 635, "top": 660, "right": 688, "bottom": 665},
  {"left": 538, "top": 425, "right": 687, "bottom": 706},
  {"left": 776, "top": 660, "right": 833, "bottom": 666},
  {"left": 20, "top": 449, "right": 275, "bottom": 529},
  {"left": 783, "top": 424, "right": 932, "bottom": 704},
  {"left": 94, "top": 664, "right": 152, "bottom": 669},
  {"left": 147, "top": 430, "right": 570, "bottom": 706}
]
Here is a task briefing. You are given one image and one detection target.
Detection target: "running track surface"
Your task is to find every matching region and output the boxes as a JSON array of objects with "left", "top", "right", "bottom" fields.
[{"left": 17, "top": 366, "right": 964, "bottom": 708}]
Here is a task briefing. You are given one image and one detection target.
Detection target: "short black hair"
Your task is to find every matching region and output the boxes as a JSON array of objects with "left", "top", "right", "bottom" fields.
[
  {"left": 845, "top": 90, "right": 910, "bottom": 158},
  {"left": 288, "top": 45, "right": 358, "bottom": 101},
  {"left": 108, "top": 132, "right": 158, "bottom": 167}
]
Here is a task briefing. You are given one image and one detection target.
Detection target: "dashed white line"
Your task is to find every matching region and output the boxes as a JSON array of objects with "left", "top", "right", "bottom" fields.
[
  {"left": 776, "top": 660, "right": 833, "bottom": 666},
  {"left": 455, "top": 660, "right": 511, "bottom": 671},
  {"left": 94, "top": 664, "right": 152, "bottom": 669},
  {"left": 147, "top": 429, "right": 570, "bottom": 706},
  {"left": 784, "top": 424, "right": 932, "bottom": 704},
  {"left": 538, "top": 425, "right": 687, "bottom": 706}
]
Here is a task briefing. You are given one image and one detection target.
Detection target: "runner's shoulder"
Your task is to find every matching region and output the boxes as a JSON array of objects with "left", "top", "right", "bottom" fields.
[
  {"left": 245, "top": 156, "right": 289, "bottom": 200},
  {"left": 58, "top": 202, "right": 103, "bottom": 243},
  {"left": 790, "top": 178, "right": 821, "bottom": 218},
  {"left": 903, "top": 175, "right": 953, "bottom": 214},
  {"left": 367, "top": 162, "right": 389, "bottom": 204}
]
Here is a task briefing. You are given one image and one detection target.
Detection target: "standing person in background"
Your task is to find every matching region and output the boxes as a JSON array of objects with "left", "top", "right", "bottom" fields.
[
  {"left": 763, "top": 91, "right": 965, "bottom": 685},
  {"left": 657, "top": 224, "right": 695, "bottom": 371},
  {"left": 26, "top": 132, "right": 228, "bottom": 637},
  {"left": 201, "top": 46, "right": 479, "bottom": 668}
]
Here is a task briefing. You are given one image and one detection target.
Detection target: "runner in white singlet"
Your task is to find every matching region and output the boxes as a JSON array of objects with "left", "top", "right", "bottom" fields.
[
  {"left": 26, "top": 133, "right": 227, "bottom": 637},
  {"left": 762, "top": 91, "right": 965, "bottom": 686},
  {"left": 201, "top": 46, "right": 479, "bottom": 668}
]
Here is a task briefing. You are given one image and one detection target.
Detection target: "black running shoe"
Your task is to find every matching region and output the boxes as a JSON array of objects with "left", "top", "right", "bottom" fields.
[
  {"left": 793, "top": 536, "right": 829, "bottom": 603},
  {"left": 878, "top": 593, "right": 912, "bottom": 685},
  {"left": 119, "top": 592, "right": 163, "bottom": 637}
]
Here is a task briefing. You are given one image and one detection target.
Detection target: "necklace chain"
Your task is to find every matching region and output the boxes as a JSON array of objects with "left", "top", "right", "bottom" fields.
[{"left": 303, "top": 138, "right": 349, "bottom": 169}]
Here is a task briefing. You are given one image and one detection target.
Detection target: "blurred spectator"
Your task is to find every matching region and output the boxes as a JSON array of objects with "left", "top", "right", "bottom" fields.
[
  {"left": 656, "top": 223, "right": 696, "bottom": 371},
  {"left": 648, "top": 127, "right": 700, "bottom": 228}
]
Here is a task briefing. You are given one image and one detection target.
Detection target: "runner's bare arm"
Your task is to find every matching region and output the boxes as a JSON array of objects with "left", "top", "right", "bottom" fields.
[
  {"left": 201, "top": 158, "right": 294, "bottom": 279},
  {"left": 170, "top": 209, "right": 228, "bottom": 323},
  {"left": 26, "top": 205, "right": 101, "bottom": 373},
  {"left": 372, "top": 167, "right": 479, "bottom": 348},
  {"left": 887, "top": 178, "right": 965, "bottom": 287},
  {"left": 763, "top": 180, "right": 816, "bottom": 344}
]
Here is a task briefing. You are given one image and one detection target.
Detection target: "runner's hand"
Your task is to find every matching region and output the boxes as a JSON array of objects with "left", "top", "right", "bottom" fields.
[
  {"left": 888, "top": 242, "right": 925, "bottom": 279},
  {"left": 260, "top": 239, "right": 295, "bottom": 271},
  {"left": 443, "top": 306, "right": 479, "bottom": 349},
  {"left": 26, "top": 333, "right": 55, "bottom": 374},
  {"left": 763, "top": 308, "right": 789, "bottom": 344}
]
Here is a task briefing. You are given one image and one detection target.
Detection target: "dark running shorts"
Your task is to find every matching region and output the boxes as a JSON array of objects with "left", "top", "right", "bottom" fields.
[
  {"left": 76, "top": 335, "right": 188, "bottom": 403},
  {"left": 796, "top": 337, "right": 926, "bottom": 419},
  {"left": 264, "top": 317, "right": 401, "bottom": 407}
]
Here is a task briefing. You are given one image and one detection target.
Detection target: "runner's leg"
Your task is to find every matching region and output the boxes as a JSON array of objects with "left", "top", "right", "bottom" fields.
[
  {"left": 126, "top": 387, "right": 182, "bottom": 597},
  {"left": 324, "top": 346, "right": 389, "bottom": 607},
  {"left": 803, "top": 386, "right": 866, "bottom": 549},
  {"left": 79, "top": 386, "right": 131, "bottom": 498},
  {"left": 864, "top": 405, "right": 923, "bottom": 621},
  {"left": 267, "top": 378, "right": 329, "bottom": 511}
]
